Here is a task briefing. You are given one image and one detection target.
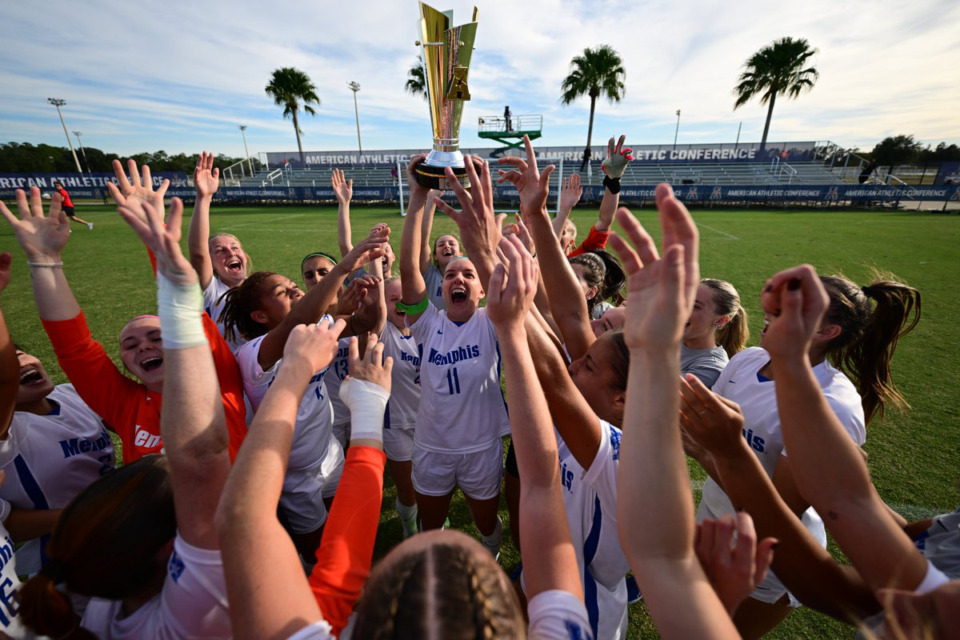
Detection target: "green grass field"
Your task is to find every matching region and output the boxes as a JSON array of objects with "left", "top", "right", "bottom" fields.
[{"left": 1, "top": 202, "right": 958, "bottom": 639}]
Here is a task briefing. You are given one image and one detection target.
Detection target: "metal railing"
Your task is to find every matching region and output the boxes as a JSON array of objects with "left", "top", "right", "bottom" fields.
[{"left": 478, "top": 114, "right": 543, "bottom": 134}]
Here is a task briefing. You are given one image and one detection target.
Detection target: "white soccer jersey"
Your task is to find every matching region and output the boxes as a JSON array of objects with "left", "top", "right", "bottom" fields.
[
  {"left": 236, "top": 331, "right": 344, "bottom": 529},
  {"left": 423, "top": 264, "right": 446, "bottom": 311},
  {"left": 553, "top": 422, "right": 629, "bottom": 640},
  {"left": 1, "top": 384, "right": 116, "bottom": 575},
  {"left": 409, "top": 304, "right": 509, "bottom": 453},
  {"left": 0, "top": 522, "right": 27, "bottom": 638},
  {"left": 326, "top": 338, "right": 352, "bottom": 428},
  {"left": 81, "top": 534, "right": 230, "bottom": 639},
  {"left": 203, "top": 278, "right": 246, "bottom": 350},
  {"left": 528, "top": 590, "right": 595, "bottom": 640},
  {"left": 381, "top": 322, "right": 421, "bottom": 431},
  {"left": 698, "top": 347, "right": 866, "bottom": 596}
]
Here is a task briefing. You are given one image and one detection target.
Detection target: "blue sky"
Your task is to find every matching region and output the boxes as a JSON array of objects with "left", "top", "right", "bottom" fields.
[{"left": 2, "top": 0, "right": 958, "bottom": 159}]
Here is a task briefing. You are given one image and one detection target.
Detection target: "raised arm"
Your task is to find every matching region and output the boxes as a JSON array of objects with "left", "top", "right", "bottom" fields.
[
  {"left": 418, "top": 189, "right": 439, "bottom": 274},
  {"left": 332, "top": 168, "right": 354, "bottom": 258},
  {"left": 216, "top": 320, "right": 344, "bottom": 640},
  {"left": 761, "top": 266, "right": 929, "bottom": 593},
  {"left": 0, "top": 253, "right": 15, "bottom": 433},
  {"left": 399, "top": 155, "right": 431, "bottom": 322},
  {"left": 489, "top": 235, "right": 584, "bottom": 601},
  {"left": 500, "top": 136, "right": 594, "bottom": 360},
  {"left": 187, "top": 151, "right": 220, "bottom": 290},
  {"left": 117, "top": 195, "right": 230, "bottom": 550},
  {"left": 257, "top": 227, "right": 387, "bottom": 370},
  {"left": 679, "top": 375, "right": 878, "bottom": 622},
  {"left": 610, "top": 190, "right": 739, "bottom": 639},
  {"left": 0, "top": 188, "right": 78, "bottom": 321},
  {"left": 595, "top": 135, "right": 631, "bottom": 233},
  {"left": 552, "top": 173, "right": 581, "bottom": 237}
]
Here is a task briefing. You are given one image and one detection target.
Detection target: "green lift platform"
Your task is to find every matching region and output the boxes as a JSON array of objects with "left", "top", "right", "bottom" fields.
[{"left": 478, "top": 113, "right": 542, "bottom": 157}]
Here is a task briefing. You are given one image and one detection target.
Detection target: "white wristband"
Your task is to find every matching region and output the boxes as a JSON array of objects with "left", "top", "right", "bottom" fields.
[
  {"left": 157, "top": 273, "right": 206, "bottom": 349},
  {"left": 339, "top": 378, "right": 390, "bottom": 443}
]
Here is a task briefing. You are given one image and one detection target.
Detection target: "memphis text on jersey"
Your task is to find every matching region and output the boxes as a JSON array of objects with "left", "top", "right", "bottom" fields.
[{"left": 428, "top": 344, "right": 481, "bottom": 366}]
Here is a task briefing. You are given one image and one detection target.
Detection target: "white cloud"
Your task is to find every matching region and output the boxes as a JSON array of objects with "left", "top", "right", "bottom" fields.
[{"left": 2, "top": 0, "right": 957, "bottom": 157}]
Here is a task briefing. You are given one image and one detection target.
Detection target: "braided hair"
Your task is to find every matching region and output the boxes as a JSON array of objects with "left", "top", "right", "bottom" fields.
[
  {"left": 218, "top": 271, "right": 277, "bottom": 344},
  {"left": 353, "top": 536, "right": 526, "bottom": 639}
]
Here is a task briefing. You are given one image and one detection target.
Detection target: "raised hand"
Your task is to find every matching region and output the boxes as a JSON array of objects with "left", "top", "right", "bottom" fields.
[
  {"left": 194, "top": 151, "right": 220, "bottom": 199},
  {"left": 497, "top": 135, "right": 555, "bottom": 218},
  {"left": 0, "top": 252, "right": 11, "bottom": 293},
  {"left": 347, "top": 332, "right": 393, "bottom": 392},
  {"left": 108, "top": 158, "right": 169, "bottom": 212},
  {"left": 405, "top": 153, "right": 431, "bottom": 202},
  {"left": 678, "top": 374, "right": 746, "bottom": 459},
  {"left": 331, "top": 168, "right": 353, "bottom": 204},
  {"left": 434, "top": 156, "right": 505, "bottom": 264},
  {"left": 694, "top": 513, "right": 777, "bottom": 615},
  {"left": 559, "top": 173, "right": 583, "bottom": 213},
  {"left": 283, "top": 319, "right": 346, "bottom": 376},
  {"left": 601, "top": 135, "right": 634, "bottom": 180},
  {"left": 341, "top": 226, "right": 389, "bottom": 273},
  {"left": 487, "top": 234, "right": 539, "bottom": 331},
  {"left": 0, "top": 187, "right": 70, "bottom": 261},
  {"left": 606, "top": 184, "right": 699, "bottom": 351},
  {"left": 760, "top": 265, "right": 829, "bottom": 364},
  {"left": 117, "top": 196, "right": 196, "bottom": 286}
]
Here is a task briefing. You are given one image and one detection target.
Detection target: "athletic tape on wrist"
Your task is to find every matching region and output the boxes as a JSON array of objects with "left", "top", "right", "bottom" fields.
[
  {"left": 396, "top": 297, "right": 428, "bottom": 315},
  {"left": 602, "top": 175, "right": 622, "bottom": 195},
  {"left": 157, "top": 273, "right": 206, "bottom": 349},
  {"left": 339, "top": 378, "right": 390, "bottom": 442}
]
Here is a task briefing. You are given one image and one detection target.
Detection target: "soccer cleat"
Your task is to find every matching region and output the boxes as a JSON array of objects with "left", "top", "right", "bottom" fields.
[{"left": 87, "top": 223, "right": 94, "bottom": 230}]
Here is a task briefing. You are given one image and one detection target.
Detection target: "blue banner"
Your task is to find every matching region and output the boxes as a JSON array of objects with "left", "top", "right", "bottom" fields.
[
  {"left": 3, "top": 182, "right": 957, "bottom": 205},
  {"left": 934, "top": 162, "right": 960, "bottom": 186},
  {"left": 0, "top": 171, "right": 190, "bottom": 199}
]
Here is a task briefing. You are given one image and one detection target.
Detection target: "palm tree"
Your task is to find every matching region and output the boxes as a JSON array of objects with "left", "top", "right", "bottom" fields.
[
  {"left": 733, "top": 37, "right": 819, "bottom": 152},
  {"left": 405, "top": 56, "right": 427, "bottom": 100},
  {"left": 265, "top": 67, "right": 321, "bottom": 166},
  {"left": 560, "top": 45, "right": 626, "bottom": 171}
]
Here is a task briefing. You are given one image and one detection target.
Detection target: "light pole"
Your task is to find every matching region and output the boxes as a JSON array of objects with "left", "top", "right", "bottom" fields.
[
  {"left": 347, "top": 81, "right": 363, "bottom": 156},
  {"left": 73, "top": 131, "right": 92, "bottom": 174},
  {"left": 47, "top": 98, "right": 83, "bottom": 172},
  {"left": 239, "top": 125, "right": 253, "bottom": 177},
  {"left": 673, "top": 109, "right": 681, "bottom": 151}
]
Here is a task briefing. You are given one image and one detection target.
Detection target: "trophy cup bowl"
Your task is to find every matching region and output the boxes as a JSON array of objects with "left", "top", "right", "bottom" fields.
[{"left": 414, "top": 2, "right": 478, "bottom": 190}]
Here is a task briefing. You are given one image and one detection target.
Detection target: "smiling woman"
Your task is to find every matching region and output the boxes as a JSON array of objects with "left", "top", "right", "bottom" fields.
[{"left": 0, "top": 185, "right": 249, "bottom": 464}]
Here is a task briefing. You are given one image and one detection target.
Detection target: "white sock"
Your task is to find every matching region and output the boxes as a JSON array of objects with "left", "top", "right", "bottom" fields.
[
  {"left": 481, "top": 516, "right": 503, "bottom": 558},
  {"left": 396, "top": 497, "right": 418, "bottom": 537}
]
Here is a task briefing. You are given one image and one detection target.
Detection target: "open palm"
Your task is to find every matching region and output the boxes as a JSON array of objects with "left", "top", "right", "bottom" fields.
[{"left": 0, "top": 188, "right": 71, "bottom": 261}]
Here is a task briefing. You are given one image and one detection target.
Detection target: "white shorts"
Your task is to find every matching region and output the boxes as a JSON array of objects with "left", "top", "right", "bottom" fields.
[
  {"left": 281, "top": 469, "right": 328, "bottom": 534},
  {"left": 412, "top": 439, "right": 503, "bottom": 500},
  {"left": 332, "top": 421, "right": 350, "bottom": 450},
  {"left": 383, "top": 425, "right": 415, "bottom": 461}
]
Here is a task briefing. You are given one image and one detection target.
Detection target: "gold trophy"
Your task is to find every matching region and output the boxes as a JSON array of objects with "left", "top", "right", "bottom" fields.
[{"left": 414, "top": 2, "right": 478, "bottom": 189}]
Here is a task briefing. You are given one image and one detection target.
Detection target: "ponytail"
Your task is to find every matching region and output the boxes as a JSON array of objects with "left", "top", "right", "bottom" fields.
[
  {"left": 17, "top": 457, "right": 175, "bottom": 637},
  {"left": 702, "top": 278, "right": 749, "bottom": 357},
  {"left": 821, "top": 274, "right": 921, "bottom": 424}
]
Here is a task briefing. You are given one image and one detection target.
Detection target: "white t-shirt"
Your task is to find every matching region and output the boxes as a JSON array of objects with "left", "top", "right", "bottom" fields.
[
  {"left": 381, "top": 322, "right": 421, "bottom": 431},
  {"left": 700, "top": 346, "right": 866, "bottom": 548},
  {"left": 423, "top": 264, "right": 446, "bottom": 311},
  {"left": 235, "top": 331, "right": 344, "bottom": 527},
  {"left": 0, "top": 521, "right": 28, "bottom": 638},
  {"left": 409, "top": 304, "right": 509, "bottom": 453},
  {"left": 552, "top": 422, "right": 628, "bottom": 640},
  {"left": 202, "top": 278, "right": 246, "bottom": 351},
  {"left": 81, "top": 534, "right": 230, "bottom": 639},
  {"left": 528, "top": 589, "right": 595, "bottom": 640},
  {"left": 326, "top": 338, "right": 352, "bottom": 428},
  {"left": 1, "top": 385, "right": 116, "bottom": 575}
]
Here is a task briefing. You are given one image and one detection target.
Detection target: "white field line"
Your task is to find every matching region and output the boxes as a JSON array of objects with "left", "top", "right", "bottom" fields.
[
  {"left": 698, "top": 223, "right": 739, "bottom": 240},
  {"left": 220, "top": 213, "right": 306, "bottom": 230}
]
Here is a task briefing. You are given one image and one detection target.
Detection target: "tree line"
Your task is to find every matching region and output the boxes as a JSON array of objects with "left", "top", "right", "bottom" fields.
[{"left": 0, "top": 142, "right": 256, "bottom": 174}]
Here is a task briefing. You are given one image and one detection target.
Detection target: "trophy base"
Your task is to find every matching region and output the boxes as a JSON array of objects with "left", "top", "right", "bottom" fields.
[{"left": 414, "top": 163, "right": 471, "bottom": 190}]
